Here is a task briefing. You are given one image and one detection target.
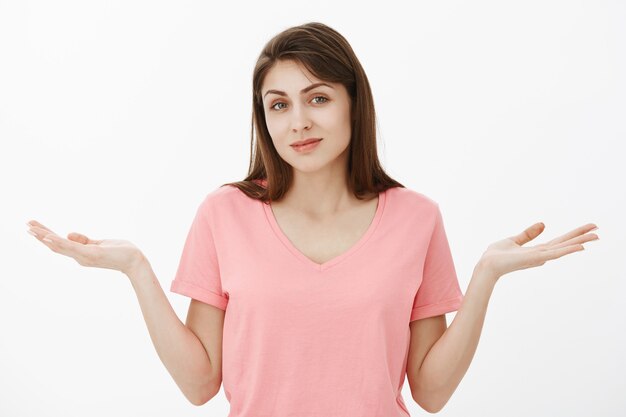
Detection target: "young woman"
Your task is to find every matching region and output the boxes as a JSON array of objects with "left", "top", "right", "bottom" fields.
[{"left": 26, "top": 22, "right": 599, "bottom": 416}]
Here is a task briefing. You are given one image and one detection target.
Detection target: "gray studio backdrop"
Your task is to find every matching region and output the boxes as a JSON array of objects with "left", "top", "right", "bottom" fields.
[{"left": 2, "top": 0, "right": 624, "bottom": 416}]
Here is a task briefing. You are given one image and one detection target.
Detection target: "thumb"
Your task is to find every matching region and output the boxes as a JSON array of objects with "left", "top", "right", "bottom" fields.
[
  {"left": 67, "top": 232, "right": 91, "bottom": 244},
  {"left": 513, "top": 222, "right": 545, "bottom": 246}
]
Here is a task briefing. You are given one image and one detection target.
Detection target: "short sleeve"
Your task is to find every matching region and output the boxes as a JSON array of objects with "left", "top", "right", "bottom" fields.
[
  {"left": 410, "top": 203, "right": 464, "bottom": 322},
  {"left": 169, "top": 197, "right": 229, "bottom": 310}
]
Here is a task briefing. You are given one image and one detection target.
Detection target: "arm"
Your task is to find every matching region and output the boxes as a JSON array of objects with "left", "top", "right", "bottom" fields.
[
  {"left": 25, "top": 220, "right": 225, "bottom": 405},
  {"left": 408, "top": 263, "right": 496, "bottom": 413},
  {"left": 126, "top": 256, "right": 221, "bottom": 406},
  {"left": 408, "top": 221, "right": 597, "bottom": 413}
]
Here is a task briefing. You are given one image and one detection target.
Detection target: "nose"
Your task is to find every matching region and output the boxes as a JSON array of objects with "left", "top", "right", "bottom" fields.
[{"left": 290, "top": 104, "right": 311, "bottom": 132}]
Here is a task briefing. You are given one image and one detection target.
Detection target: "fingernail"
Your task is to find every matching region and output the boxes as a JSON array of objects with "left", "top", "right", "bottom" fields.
[
  {"left": 27, "top": 230, "right": 37, "bottom": 237},
  {"left": 590, "top": 226, "right": 598, "bottom": 231},
  {"left": 42, "top": 237, "right": 53, "bottom": 243}
]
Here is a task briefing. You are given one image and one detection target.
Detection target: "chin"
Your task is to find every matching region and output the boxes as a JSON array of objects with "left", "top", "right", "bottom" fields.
[{"left": 289, "top": 161, "right": 328, "bottom": 173}]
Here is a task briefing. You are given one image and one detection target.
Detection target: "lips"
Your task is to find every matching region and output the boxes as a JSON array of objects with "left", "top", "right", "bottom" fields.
[{"left": 291, "top": 138, "right": 322, "bottom": 147}]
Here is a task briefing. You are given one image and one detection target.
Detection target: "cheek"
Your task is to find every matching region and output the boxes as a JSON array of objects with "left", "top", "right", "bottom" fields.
[
  {"left": 326, "top": 104, "right": 351, "bottom": 130},
  {"left": 265, "top": 117, "right": 287, "bottom": 139},
  {"left": 264, "top": 121, "right": 279, "bottom": 145},
  {"left": 332, "top": 111, "right": 352, "bottom": 142}
]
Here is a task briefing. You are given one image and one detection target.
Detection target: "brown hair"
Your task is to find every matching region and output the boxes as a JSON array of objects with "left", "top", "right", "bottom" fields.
[{"left": 221, "top": 21, "right": 405, "bottom": 203}]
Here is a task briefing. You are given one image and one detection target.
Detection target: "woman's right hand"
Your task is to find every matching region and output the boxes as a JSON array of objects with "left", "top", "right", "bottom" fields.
[{"left": 26, "top": 220, "right": 146, "bottom": 276}]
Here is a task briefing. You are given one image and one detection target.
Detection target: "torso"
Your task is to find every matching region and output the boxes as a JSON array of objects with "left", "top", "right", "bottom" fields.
[{"left": 269, "top": 192, "right": 380, "bottom": 265}]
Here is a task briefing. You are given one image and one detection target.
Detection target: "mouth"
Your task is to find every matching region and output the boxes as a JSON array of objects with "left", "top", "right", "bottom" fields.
[
  {"left": 290, "top": 138, "right": 323, "bottom": 147},
  {"left": 290, "top": 138, "right": 323, "bottom": 153}
]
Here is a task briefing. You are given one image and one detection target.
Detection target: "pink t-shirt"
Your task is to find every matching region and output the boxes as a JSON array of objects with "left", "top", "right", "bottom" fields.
[{"left": 170, "top": 181, "right": 464, "bottom": 416}]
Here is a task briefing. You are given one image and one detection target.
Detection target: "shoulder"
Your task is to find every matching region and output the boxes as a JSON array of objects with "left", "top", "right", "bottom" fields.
[
  {"left": 386, "top": 186, "right": 440, "bottom": 216},
  {"left": 198, "top": 184, "right": 246, "bottom": 211},
  {"left": 196, "top": 184, "right": 259, "bottom": 224}
]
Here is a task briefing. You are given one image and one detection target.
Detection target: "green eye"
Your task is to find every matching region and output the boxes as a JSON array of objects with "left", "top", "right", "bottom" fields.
[
  {"left": 271, "top": 102, "right": 287, "bottom": 111},
  {"left": 270, "top": 96, "right": 329, "bottom": 111},
  {"left": 312, "top": 96, "right": 328, "bottom": 104}
]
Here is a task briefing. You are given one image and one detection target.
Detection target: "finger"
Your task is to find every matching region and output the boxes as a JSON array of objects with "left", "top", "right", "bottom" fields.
[
  {"left": 29, "top": 226, "right": 99, "bottom": 247},
  {"left": 27, "top": 226, "right": 60, "bottom": 241},
  {"left": 26, "top": 220, "right": 56, "bottom": 235},
  {"left": 545, "top": 232, "right": 599, "bottom": 251},
  {"left": 538, "top": 243, "right": 585, "bottom": 263},
  {"left": 543, "top": 223, "right": 598, "bottom": 247},
  {"left": 42, "top": 233, "right": 97, "bottom": 264},
  {"left": 510, "top": 222, "right": 545, "bottom": 246},
  {"left": 29, "top": 227, "right": 91, "bottom": 259},
  {"left": 68, "top": 232, "right": 101, "bottom": 245}
]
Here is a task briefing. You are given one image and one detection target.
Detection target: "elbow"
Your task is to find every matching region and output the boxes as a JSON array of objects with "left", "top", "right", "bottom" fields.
[
  {"left": 189, "top": 395, "right": 208, "bottom": 407},
  {"left": 412, "top": 390, "right": 446, "bottom": 414},
  {"left": 415, "top": 399, "right": 444, "bottom": 414},
  {"left": 188, "top": 392, "right": 214, "bottom": 407},
  {"left": 187, "top": 392, "right": 208, "bottom": 407},
  {"left": 188, "top": 383, "right": 220, "bottom": 406},
  {"left": 423, "top": 403, "right": 444, "bottom": 414}
]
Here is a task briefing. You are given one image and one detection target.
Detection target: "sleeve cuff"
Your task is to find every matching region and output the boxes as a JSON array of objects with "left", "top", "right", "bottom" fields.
[
  {"left": 170, "top": 279, "right": 228, "bottom": 311},
  {"left": 409, "top": 295, "right": 463, "bottom": 322}
]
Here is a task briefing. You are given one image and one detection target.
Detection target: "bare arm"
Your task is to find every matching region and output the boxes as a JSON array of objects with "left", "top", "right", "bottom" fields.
[
  {"left": 409, "top": 265, "right": 496, "bottom": 413},
  {"left": 26, "top": 220, "right": 222, "bottom": 405},
  {"left": 409, "top": 222, "right": 597, "bottom": 412},
  {"left": 126, "top": 256, "right": 220, "bottom": 406}
]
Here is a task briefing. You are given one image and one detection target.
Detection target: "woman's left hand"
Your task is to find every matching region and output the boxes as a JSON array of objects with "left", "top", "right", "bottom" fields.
[{"left": 478, "top": 222, "right": 599, "bottom": 281}]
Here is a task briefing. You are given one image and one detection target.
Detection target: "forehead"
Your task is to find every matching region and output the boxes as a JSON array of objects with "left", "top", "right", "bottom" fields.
[{"left": 262, "top": 60, "right": 331, "bottom": 93}]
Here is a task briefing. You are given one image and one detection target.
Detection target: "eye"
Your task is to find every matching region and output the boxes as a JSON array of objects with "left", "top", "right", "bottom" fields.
[
  {"left": 270, "top": 102, "right": 287, "bottom": 111},
  {"left": 269, "top": 95, "right": 329, "bottom": 111},
  {"left": 311, "top": 96, "right": 328, "bottom": 104}
]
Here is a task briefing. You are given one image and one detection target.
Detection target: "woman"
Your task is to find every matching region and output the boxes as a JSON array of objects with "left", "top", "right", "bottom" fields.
[{"left": 26, "top": 22, "right": 599, "bottom": 416}]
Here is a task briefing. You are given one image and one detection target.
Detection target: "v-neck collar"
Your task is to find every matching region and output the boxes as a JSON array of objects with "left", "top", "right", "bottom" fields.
[{"left": 262, "top": 188, "right": 387, "bottom": 272}]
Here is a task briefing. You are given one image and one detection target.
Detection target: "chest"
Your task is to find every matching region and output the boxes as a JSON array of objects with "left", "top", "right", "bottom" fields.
[{"left": 269, "top": 197, "right": 379, "bottom": 265}]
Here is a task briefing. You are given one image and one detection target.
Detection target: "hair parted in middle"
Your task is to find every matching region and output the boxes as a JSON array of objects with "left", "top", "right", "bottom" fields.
[{"left": 221, "top": 21, "right": 405, "bottom": 203}]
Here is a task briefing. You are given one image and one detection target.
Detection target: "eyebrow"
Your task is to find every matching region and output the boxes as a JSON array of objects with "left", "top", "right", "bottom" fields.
[{"left": 263, "top": 82, "right": 334, "bottom": 99}]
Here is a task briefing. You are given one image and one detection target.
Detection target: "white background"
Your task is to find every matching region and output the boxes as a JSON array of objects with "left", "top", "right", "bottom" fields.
[{"left": 2, "top": 0, "right": 624, "bottom": 415}]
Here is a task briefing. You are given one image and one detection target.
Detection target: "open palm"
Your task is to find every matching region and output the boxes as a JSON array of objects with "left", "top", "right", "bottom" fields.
[
  {"left": 479, "top": 222, "right": 599, "bottom": 279},
  {"left": 27, "top": 220, "right": 144, "bottom": 275}
]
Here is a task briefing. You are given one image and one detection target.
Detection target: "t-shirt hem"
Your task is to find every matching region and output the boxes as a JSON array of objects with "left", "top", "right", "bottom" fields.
[
  {"left": 170, "top": 279, "right": 228, "bottom": 311},
  {"left": 409, "top": 295, "right": 463, "bottom": 322}
]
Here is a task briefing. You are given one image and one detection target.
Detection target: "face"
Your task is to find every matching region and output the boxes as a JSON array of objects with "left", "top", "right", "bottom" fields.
[{"left": 261, "top": 60, "right": 353, "bottom": 176}]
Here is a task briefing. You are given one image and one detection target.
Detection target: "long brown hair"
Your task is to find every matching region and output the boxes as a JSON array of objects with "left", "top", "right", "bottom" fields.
[{"left": 221, "top": 21, "right": 405, "bottom": 203}]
